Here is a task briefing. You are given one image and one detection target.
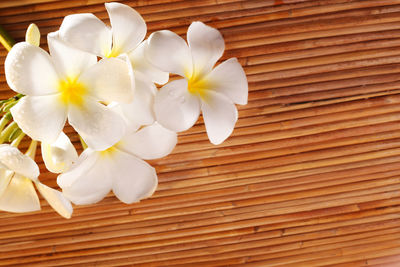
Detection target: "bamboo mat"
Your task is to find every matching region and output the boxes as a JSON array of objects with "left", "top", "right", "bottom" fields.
[{"left": 1, "top": 0, "right": 400, "bottom": 266}]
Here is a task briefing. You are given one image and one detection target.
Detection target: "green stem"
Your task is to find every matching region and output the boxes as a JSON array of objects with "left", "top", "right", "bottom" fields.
[
  {"left": 11, "top": 132, "right": 25, "bottom": 147},
  {"left": 26, "top": 140, "right": 37, "bottom": 160},
  {"left": 0, "top": 25, "right": 15, "bottom": 51},
  {"left": 2, "top": 101, "right": 17, "bottom": 113},
  {"left": 0, "top": 115, "right": 11, "bottom": 133},
  {"left": 79, "top": 135, "right": 88, "bottom": 150},
  {"left": 0, "top": 121, "right": 18, "bottom": 144}
]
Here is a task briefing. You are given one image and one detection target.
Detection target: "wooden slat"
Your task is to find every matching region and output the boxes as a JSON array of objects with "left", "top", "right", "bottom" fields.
[{"left": 0, "top": 0, "right": 400, "bottom": 266}]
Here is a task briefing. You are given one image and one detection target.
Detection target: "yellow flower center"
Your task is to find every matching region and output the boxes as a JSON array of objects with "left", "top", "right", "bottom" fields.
[
  {"left": 100, "top": 145, "right": 118, "bottom": 157},
  {"left": 187, "top": 75, "right": 209, "bottom": 100},
  {"left": 105, "top": 46, "right": 121, "bottom": 58},
  {"left": 58, "top": 77, "right": 87, "bottom": 107}
]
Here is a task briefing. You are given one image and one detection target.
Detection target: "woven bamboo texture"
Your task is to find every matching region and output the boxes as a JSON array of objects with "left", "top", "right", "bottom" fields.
[{"left": 1, "top": 0, "right": 400, "bottom": 266}]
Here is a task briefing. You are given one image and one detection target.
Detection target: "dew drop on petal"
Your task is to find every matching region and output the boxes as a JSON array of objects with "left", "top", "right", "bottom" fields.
[{"left": 168, "top": 89, "right": 177, "bottom": 98}]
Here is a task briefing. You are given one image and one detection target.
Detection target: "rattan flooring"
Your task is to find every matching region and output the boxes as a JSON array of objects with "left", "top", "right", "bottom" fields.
[{"left": 1, "top": 0, "right": 400, "bottom": 266}]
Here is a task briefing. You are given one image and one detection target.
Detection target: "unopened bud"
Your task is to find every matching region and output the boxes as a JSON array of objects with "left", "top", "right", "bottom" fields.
[{"left": 25, "top": 23, "right": 40, "bottom": 46}]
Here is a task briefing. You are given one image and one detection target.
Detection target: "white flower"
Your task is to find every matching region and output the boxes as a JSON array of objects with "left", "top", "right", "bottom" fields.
[
  {"left": 145, "top": 21, "right": 248, "bottom": 145},
  {"left": 59, "top": 2, "right": 168, "bottom": 126},
  {"left": 0, "top": 144, "right": 72, "bottom": 218},
  {"left": 5, "top": 32, "right": 133, "bottom": 150},
  {"left": 57, "top": 123, "right": 177, "bottom": 205},
  {"left": 41, "top": 132, "right": 78, "bottom": 173}
]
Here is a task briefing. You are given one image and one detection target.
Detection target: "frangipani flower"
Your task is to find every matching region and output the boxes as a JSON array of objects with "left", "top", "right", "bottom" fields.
[
  {"left": 57, "top": 123, "right": 177, "bottom": 205},
  {"left": 5, "top": 31, "right": 133, "bottom": 150},
  {"left": 146, "top": 21, "right": 248, "bottom": 144},
  {"left": 0, "top": 144, "right": 72, "bottom": 218},
  {"left": 41, "top": 132, "right": 78, "bottom": 173},
  {"left": 59, "top": 2, "right": 168, "bottom": 126}
]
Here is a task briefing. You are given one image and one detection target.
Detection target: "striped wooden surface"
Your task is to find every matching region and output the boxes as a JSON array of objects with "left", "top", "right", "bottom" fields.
[{"left": 1, "top": 0, "right": 400, "bottom": 266}]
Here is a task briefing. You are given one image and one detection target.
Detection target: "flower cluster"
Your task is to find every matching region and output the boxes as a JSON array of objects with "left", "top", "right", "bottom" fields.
[{"left": 0, "top": 3, "right": 248, "bottom": 218}]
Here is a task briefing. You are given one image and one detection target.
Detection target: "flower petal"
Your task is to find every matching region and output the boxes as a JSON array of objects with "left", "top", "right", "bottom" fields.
[
  {"left": 154, "top": 79, "right": 200, "bottom": 132},
  {"left": 68, "top": 98, "right": 126, "bottom": 151},
  {"left": 117, "top": 122, "right": 177, "bottom": 160},
  {"left": 41, "top": 132, "right": 78, "bottom": 173},
  {"left": 48, "top": 31, "right": 97, "bottom": 79},
  {"left": 204, "top": 58, "right": 248, "bottom": 105},
  {"left": 128, "top": 41, "right": 169, "bottom": 85},
  {"left": 11, "top": 95, "right": 67, "bottom": 144},
  {"left": 105, "top": 2, "right": 146, "bottom": 54},
  {"left": 0, "top": 175, "right": 40, "bottom": 213},
  {"left": 5, "top": 42, "right": 59, "bottom": 96},
  {"left": 0, "top": 145, "right": 39, "bottom": 179},
  {"left": 108, "top": 103, "right": 140, "bottom": 134},
  {"left": 201, "top": 90, "right": 238, "bottom": 145},
  {"left": 79, "top": 57, "right": 134, "bottom": 103},
  {"left": 111, "top": 150, "right": 157, "bottom": 204},
  {"left": 57, "top": 148, "right": 93, "bottom": 188},
  {"left": 59, "top": 13, "right": 112, "bottom": 57},
  {"left": 146, "top": 30, "right": 192, "bottom": 77},
  {"left": 57, "top": 149, "right": 112, "bottom": 205},
  {"left": 187, "top": 21, "right": 225, "bottom": 78},
  {"left": 0, "top": 169, "right": 13, "bottom": 197},
  {"left": 118, "top": 74, "right": 156, "bottom": 128},
  {"left": 35, "top": 181, "right": 73, "bottom": 218}
]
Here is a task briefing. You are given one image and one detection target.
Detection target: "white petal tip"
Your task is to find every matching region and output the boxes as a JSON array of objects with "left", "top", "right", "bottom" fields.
[{"left": 36, "top": 182, "right": 73, "bottom": 219}]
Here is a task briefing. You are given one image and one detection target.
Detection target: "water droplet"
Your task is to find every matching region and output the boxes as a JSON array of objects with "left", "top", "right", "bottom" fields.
[
  {"left": 179, "top": 96, "right": 186, "bottom": 104},
  {"left": 168, "top": 89, "right": 177, "bottom": 98}
]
